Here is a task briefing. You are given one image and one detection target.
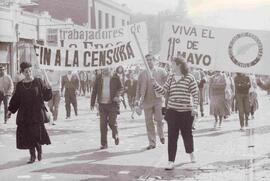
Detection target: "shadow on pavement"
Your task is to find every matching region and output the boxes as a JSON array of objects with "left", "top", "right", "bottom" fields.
[
  {"left": 0, "top": 148, "right": 99, "bottom": 170},
  {"left": 34, "top": 163, "right": 200, "bottom": 181},
  {"left": 52, "top": 148, "right": 147, "bottom": 164},
  {"left": 194, "top": 125, "right": 270, "bottom": 138}
]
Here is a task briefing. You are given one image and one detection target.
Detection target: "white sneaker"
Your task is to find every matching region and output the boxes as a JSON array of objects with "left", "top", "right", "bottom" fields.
[
  {"left": 190, "top": 153, "right": 196, "bottom": 163},
  {"left": 165, "top": 161, "right": 174, "bottom": 170}
]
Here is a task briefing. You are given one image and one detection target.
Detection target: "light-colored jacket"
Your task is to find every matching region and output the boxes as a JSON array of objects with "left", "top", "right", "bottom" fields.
[
  {"left": 135, "top": 67, "right": 167, "bottom": 108},
  {"left": 0, "top": 74, "right": 14, "bottom": 96}
]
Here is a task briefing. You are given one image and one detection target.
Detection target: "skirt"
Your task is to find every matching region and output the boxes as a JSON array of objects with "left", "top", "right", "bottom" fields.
[{"left": 16, "top": 123, "right": 51, "bottom": 149}]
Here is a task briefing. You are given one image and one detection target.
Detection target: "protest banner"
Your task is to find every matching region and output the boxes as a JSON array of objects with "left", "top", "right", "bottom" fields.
[
  {"left": 160, "top": 22, "right": 270, "bottom": 75},
  {"left": 34, "top": 40, "right": 141, "bottom": 71},
  {"left": 58, "top": 22, "right": 148, "bottom": 53},
  {"left": 36, "top": 22, "right": 148, "bottom": 70}
]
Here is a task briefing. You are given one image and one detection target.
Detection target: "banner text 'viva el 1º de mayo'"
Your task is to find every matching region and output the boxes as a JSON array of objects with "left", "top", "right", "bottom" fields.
[{"left": 160, "top": 22, "right": 270, "bottom": 75}]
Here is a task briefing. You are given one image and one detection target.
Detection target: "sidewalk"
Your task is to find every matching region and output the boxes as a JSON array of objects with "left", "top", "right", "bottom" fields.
[{"left": 0, "top": 95, "right": 270, "bottom": 181}]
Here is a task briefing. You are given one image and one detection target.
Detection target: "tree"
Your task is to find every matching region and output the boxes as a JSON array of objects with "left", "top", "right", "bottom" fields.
[{"left": 131, "top": 0, "right": 191, "bottom": 55}]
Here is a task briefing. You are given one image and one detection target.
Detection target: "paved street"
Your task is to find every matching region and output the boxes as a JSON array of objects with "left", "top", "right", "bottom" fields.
[{"left": 1, "top": 92, "right": 270, "bottom": 181}]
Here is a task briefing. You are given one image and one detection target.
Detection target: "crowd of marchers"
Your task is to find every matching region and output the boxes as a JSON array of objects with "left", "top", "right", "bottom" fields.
[{"left": 0, "top": 54, "right": 264, "bottom": 170}]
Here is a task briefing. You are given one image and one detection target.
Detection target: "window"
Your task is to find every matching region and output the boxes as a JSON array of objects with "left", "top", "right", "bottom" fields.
[
  {"left": 105, "top": 13, "right": 109, "bottom": 29},
  {"left": 98, "top": 10, "right": 103, "bottom": 29},
  {"left": 112, "top": 16, "right": 115, "bottom": 28},
  {"left": 122, "top": 19, "right": 125, "bottom": 26},
  {"left": 46, "top": 28, "right": 58, "bottom": 46}
]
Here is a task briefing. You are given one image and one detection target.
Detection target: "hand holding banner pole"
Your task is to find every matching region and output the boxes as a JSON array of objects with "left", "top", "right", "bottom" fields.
[{"left": 132, "top": 32, "right": 153, "bottom": 79}]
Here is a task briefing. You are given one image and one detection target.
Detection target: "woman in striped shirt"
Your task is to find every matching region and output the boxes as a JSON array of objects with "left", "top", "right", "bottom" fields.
[{"left": 151, "top": 57, "right": 199, "bottom": 170}]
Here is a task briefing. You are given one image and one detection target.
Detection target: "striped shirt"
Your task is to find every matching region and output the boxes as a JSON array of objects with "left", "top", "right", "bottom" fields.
[{"left": 153, "top": 73, "right": 199, "bottom": 112}]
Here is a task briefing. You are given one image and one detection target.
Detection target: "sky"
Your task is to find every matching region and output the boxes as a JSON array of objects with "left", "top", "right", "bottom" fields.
[
  {"left": 114, "top": 0, "right": 270, "bottom": 30},
  {"left": 113, "top": 0, "right": 178, "bottom": 14}
]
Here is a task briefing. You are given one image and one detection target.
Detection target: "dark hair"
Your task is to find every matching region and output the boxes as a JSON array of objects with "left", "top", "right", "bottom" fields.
[
  {"left": 20, "top": 62, "right": 32, "bottom": 73},
  {"left": 172, "top": 57, "right": 189, "bottom": 76},
  {"left": 145, "top": 54, "right": 151, "bottom": 58},
  {"left": 116, "top": 65, "right": 124, "bottom": 74}
]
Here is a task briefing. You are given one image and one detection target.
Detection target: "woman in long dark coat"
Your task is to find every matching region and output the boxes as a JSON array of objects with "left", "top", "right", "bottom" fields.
[{"left": 7, "top": 62, "right": 52, "bottom": 164}]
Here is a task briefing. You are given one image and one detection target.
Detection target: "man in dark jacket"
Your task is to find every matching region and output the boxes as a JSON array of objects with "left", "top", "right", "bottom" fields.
[
  {"left": 91, "top": 68, "right": 123, "bottom": 149},
  {"left": 234, "top": 73, "right": 251, "bottom": 130},
  {"left": 61, "top": 71, "right": 80, "bottom": 119}
]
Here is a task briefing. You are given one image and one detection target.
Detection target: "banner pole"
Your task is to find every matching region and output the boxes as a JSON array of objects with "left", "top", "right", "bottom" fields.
[{"left": 132, "top": 32, "right": 153, "bottom": 78}]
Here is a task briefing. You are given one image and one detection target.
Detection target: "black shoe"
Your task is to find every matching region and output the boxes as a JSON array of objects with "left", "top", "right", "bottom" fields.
[
  {"left": 160, "top": 138, "right": 165, "bottom": 144},
  {"left": 27, "top": 157, "right": 35, "bottom": 164},
  {"left": 146, "top": 145, "right": 156, "bottom": 150},
  {"left": 37, "top": 153, "right": 42, "bottom": 161},
  {"left": 4, "top": 120, "right": 7, "bottom": 124},
  {"left": 100, "top": 145, "right": 108, "bottom": 149},
  {"left": 27, "top": 148, "right": 36, "bottom": 164},
  {"left": 114, "top": 137, "right": 119, "bottom": 145},
  {"left": 201, "top": 113, "right": 204, "bottom": 117}
]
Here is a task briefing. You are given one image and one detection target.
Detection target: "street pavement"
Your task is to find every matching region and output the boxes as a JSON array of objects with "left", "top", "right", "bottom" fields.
[{"left": 0, "top": 92, "right": 270, "bottom": 181}]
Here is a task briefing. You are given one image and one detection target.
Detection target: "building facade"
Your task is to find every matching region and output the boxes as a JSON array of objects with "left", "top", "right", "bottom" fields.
[
  {"left": 0, "top": 0, "right": 131, "bottom": 78},
  {"left": 22, "top": 0, "right": 131, "bottom": 29}
]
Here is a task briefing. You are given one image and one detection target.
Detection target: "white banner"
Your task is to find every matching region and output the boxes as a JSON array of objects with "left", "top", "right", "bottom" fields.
[
  {"left": 34, "top": 40, "right": 141, "bottom": 71},
  {"left": 160, "top": 22, "right": 270, "bottom": 75},
  {"left": 58, "top": 22, "right": 148, "bottom": 53},
  {"left": 37, "top": 22, "right": 148, "bottom": 70}
]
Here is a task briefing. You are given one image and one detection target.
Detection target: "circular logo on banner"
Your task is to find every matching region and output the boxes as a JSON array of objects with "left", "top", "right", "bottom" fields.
[{"left": 228, "top": 32, "right": 263, "bottom": 68}]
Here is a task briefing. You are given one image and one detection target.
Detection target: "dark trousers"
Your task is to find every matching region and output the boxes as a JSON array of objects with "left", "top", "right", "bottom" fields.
[
  {"left": 165, "top": 109, "right": 194, "bottom": 162},
  {"left": 121, "top": 95, "right": 127, "bottom": 109},
  {"left": 0, "top": 93, "right": 10, "bottom": 122},
  {"left": 127, "top": 95, "right": 136, "bottom": 109},
  {"left": 65, "top": 90, "right": 77, "bottom": 117},
  {"left": 199, "top": 88, "right": 204, "bottom": 115},
  {"left": 80, "top": 80, "right": 86, "bottom": 95},
  {"left": 99, "top": 103, "right": 118, "bottom": 146},
  {"left": 250, "top": 105, "right": 255, "bottom": 116},
  {"left": 236, "top": 93, "right": 250, "bottom": 127}
]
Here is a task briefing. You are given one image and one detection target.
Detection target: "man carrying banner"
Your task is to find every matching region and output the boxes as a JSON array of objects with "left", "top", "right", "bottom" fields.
[
  {"left": 61, "top": 71, "right": 80, "bottom": 119},
  {"left": 135, "top": 54, "right": 167, "bottom": 150},
  {"left": 90, "top": 68, "right": 123, "bottom": 149}
]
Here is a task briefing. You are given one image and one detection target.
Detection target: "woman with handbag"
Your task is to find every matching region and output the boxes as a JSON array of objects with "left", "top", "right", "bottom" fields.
[
  {"left": 151, "top": 57, "right": 199, "bottom": 170},
  {"left": 6, "top": 62, "right": 52, "bottom": 164}
]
